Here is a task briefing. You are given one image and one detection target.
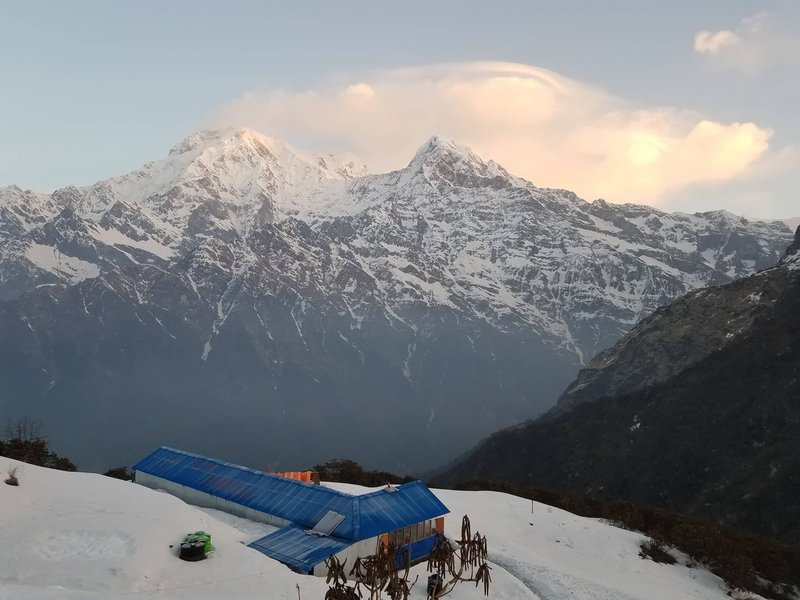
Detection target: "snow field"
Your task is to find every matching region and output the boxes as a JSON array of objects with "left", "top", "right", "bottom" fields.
[
  {"left": 0, "top": 458, "right": 760, "bottom": 600},
  {"left": 0, "top": 457, "right": 323, "bottom": 599}
]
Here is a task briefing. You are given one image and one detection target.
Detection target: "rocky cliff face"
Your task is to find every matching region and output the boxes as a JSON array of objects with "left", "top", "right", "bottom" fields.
[
  {"left": 438, "top": 231, "right": 800, "bottom": 542},
  {"left": 0, "top": 128, "right": 793, "bottom": 471},
  {"left": 557, "top": 226, "right": 800, "bottom": 410}
]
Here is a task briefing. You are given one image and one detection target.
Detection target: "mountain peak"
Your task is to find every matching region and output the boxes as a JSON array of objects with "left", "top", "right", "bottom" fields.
[
  {"left": 410, "top": 135, "right": 480, "bottom": 165},
  {"left": 421, "top": 134, "right": 460, "bottom": 150},
  {"left": 168, "top": 127, "right": 279, "bottom": 156},
  {"left": 401, "top": 136, "right": 512, "bottom": 189},
  {"left": 168, "top": 127, "right": 367, "bottom": 180}
]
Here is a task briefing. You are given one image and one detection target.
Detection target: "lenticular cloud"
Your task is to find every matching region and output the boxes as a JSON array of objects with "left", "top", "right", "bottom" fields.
[{"left": 211, "top": 61, "right": 771, "bottom": 205}]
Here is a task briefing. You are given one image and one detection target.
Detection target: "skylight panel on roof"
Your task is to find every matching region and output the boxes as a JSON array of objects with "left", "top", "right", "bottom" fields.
[{"left": 311, "top": 510, "right": 345, "bottom": 536}]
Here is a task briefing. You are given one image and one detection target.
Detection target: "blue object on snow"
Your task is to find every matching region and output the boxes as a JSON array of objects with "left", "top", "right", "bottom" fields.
[
  {"left": 248, "top": 524, "right": 354, "bottom": 573},
  {"left": 133, "top": 446, "right": 448, "bottom": 541}
]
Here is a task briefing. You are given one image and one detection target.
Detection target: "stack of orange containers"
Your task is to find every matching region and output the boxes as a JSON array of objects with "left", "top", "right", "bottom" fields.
[{"left": 273, "top": 471, "right": 314, "bottom": 482}]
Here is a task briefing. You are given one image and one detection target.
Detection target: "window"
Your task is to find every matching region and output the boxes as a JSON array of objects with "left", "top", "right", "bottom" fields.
[{"left": 389, "top": 520, "right": 435, "bottom": 547}]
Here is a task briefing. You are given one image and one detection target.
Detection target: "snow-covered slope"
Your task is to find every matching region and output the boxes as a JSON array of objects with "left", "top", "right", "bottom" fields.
[
  {"left": 0, "top": 129, "right": 793, "bottom": 472},
  {"left": 0, "top": 457, "right": 749, "bottom": 600},
  {"left": 0, "top": 457, "right": 303, "bottom": 599}
]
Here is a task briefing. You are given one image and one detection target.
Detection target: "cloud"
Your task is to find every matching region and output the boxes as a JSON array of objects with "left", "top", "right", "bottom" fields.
[
  {"left": 657, "top": 142, "right": 800, "bottom": 219},
  {"left": 693, "top": 13, "right": 799, "bottom": 69},
  {"left": 210, "top": 61, "right": 773, "bottom": 205},
  {"left": 694, "top": 29, "right": 740, "bottom": 54}
]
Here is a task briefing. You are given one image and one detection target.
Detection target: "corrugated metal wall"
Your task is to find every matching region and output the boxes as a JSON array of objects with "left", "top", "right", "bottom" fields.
[
  {"left": 135, "top": 472, "right": 290, "bottom": 528},
  {"left": 311, "top": 536, "right": 381, "bottom": 577}
]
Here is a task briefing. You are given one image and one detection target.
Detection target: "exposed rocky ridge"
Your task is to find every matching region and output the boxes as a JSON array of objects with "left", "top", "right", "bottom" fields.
[
  {"left": 0, "top": 128, "right": 793, "bottom": 471},
  {"left": 783, "top": 224, "right": 800, "bottom": 260},
  {"left": 558, "top": 226, "right": 800, "bottom": 409},
  {"left": 437, "top": 234, "right": 800, "bottom": 541},
  {"left": 555, "top": 268, "right": 782, "bottom": 410}
]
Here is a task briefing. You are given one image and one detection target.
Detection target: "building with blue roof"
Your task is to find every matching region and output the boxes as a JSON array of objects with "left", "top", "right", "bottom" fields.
[{"left": 133, "top": 447, "right": 449, "bottom": 575}]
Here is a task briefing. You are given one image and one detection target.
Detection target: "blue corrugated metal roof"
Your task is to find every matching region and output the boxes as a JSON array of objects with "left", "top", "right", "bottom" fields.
[
  {"left": 354, "top": 481, "right": 449, "bottom": 539},
  {"left": 133, "top": 447, "right": 354, "bottom": 530},
  {"left": 133, "top": 447, "right": 448, "bottom": 541},
  {"left": 248, "top": 525, "right": 353, "bottom": 573}
]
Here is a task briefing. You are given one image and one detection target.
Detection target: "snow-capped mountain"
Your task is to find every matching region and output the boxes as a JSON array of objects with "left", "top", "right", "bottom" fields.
[{"left": 0, "top": 128, "right": 793, "bottom": 471}]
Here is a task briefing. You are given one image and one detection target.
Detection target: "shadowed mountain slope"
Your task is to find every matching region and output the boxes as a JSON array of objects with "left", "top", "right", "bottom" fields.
[{"left": 439, "top": 229, "right": 800, "bottom": 542}]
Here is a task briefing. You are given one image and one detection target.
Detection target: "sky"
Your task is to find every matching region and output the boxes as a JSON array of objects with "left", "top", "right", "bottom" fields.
[{"left": 0, "top": 0, "right": 798, "bottom": 219}]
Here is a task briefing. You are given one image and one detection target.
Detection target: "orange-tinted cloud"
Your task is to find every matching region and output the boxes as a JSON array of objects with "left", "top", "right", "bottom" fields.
[
  {"left": 694, "top": 29, "right": 740, "bottom": 54},
  {"left": 210, "top": 62, "right": 773, "bottom": 205}
]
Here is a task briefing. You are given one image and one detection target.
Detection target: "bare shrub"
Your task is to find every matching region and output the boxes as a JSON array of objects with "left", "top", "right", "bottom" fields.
[
  {"left": 6, "top": 418, "right": 45, "bottom": 442},
  {"left": 426, "top": 515, "right": 492, "bottom": 598},
  {"left": 324, "top": 514, "right": 491, "bottom": 600},
  {"left": 324, "top": 543, "right": 417, "bottom": 600},
  {"left": 639, "top": 538, "right": 677, "bottom": 564},
  {"left": 5, "top": 464, "right": 20, "bottom": 486}
]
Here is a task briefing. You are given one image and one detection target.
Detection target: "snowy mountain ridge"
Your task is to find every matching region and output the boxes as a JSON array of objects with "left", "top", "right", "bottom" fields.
[
  {"left": 2, "top": 128, "right": 790, "bottom": 335},
  {"left": 50, "top": 127, "right": 367, "bottom": 233},
  {"left": 0, "top": 129, "right": 793, "bottom": 471},
  {"left": 8, "top": 126, "right": 785, "bottom": 352}
]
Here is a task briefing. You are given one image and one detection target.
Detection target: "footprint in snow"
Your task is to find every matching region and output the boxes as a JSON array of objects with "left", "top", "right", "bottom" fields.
[{"left": 33, "top": 530, "right": 137, "bottom": 561}]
